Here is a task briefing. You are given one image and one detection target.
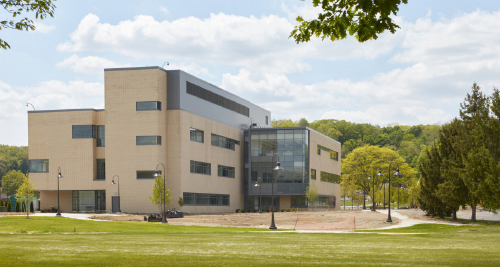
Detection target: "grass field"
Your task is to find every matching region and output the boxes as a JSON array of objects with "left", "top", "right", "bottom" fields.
[{"left": 1, "top": 217, "right": 500, "bottom": 266}]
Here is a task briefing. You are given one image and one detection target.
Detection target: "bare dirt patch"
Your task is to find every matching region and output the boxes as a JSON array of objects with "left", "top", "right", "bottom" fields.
[{"left": 90, "top": 210, "right": 399, "bottom": 230}]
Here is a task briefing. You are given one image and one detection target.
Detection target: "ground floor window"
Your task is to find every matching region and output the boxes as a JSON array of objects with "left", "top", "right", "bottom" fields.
[
  {"left": 72, "top": 190, "right": 106, "bottom": 212},
  {"left": 244, "top": 196, "right": 279, "bottom": 211},
  {"left": 183, "top": 192, "right": 229, "bottom": 206}
]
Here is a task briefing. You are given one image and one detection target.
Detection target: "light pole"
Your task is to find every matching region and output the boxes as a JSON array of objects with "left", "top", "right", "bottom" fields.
[
  {"left": 56, "top": 167, "right": 63, "bottom": 216},
  {"left": 26, "top": 103, "right": 35, "bottom": 110},
  {"left": 386, "top": 163, "right": 402, "bottom": 223},
  {"left": 154, "top": 163, "right": 167, "bottom": 224},
  {"left": 269, "top": 155, "right": 283, "bottom": 230},
  {"left": 111, "top": 175, "right": 121, "bottom": 213},
  {"left": 367, "top": 169, "right": 382, "bottom": 212},
  {"left": 254, "top": 177, "right": 262, "bottom": 213}
]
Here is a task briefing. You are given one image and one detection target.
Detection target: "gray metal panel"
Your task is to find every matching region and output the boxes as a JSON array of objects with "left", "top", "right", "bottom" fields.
[
  {"left": 167, "top": 70, "right": 270, "bottom": 131},
  {"left": 166, "top": 70, "right": 181, "bottom": 110}
]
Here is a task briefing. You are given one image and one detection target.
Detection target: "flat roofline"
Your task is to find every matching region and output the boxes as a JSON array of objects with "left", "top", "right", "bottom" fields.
[
  {"left": 28, "top": 108, "right": 104, "bottom": 114},
  {"left": 105, "top": 66, "right": 271, "bottom": 114},
  {"left": 249, "top": 126, "right": 341, "bottom": 145}
]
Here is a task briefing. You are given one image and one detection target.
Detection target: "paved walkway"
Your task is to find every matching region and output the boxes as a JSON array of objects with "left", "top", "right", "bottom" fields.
[{"left": 373, "top": 209, "right": 459, "bottom": 230}]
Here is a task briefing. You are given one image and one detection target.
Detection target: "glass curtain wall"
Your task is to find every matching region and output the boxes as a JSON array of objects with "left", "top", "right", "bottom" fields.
[{"left": 248, "top": 128, "right": 309, "bottom": 196}]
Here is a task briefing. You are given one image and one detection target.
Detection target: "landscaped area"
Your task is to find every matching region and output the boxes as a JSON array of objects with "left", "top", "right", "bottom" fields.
[{"left": 1, "top": 214, "right": 500, "bottom": 266}]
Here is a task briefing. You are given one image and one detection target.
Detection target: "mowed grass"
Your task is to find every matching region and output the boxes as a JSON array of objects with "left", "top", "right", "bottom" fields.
[{"left": 1, "top": 217, "right": 500, "bottom": 266}]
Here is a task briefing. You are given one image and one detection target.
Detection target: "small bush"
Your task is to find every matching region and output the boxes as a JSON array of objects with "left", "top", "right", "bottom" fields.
[
  {"left": 280, "top": 209, "right": 285, "bottom": 212},
  {"left": 235, "top": 209, "right": 240, "bottom": 213},
  {"left": 253, "top": 209, "right": 258, "bottom": 213},
  {"left": 241, "top": 209, "right": 246, "bottom": 213},
  {"left": 0, "top": 199, "right": 3, "bottom": 206},
  {"left": 15, "top": 202, "right": 20, "bottom": 212},
  {"left": 7, "top": 201, "right": 11, "bottom": 212},
  {"left": 293, "top": 208, "right": 298, "bottom": 212},
  {"left": 286, "top": 209, "right": 290, "bottom": 212},
  {"left": 273, "top": 209, "right": 277, "bottom": 212},
  {"left": 30, "top": 201, "right": 34, "bottom": 213}
]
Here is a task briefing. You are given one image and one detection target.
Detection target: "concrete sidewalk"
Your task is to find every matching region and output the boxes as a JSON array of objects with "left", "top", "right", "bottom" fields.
[{"left": 372, "top": 209, "right": 460, "bottom": 230}]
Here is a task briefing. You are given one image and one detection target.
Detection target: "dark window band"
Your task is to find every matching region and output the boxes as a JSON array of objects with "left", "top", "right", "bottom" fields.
[{"left": 186, "top": 81, "right": 249, "bottom": 117}]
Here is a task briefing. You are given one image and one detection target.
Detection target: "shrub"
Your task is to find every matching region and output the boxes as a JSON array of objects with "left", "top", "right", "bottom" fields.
[
  {"left": 253, "top": 209, "right": 258, "bottom": 213},
  {"left": 7, "top": 201, "right": 11, "bottom": 212},
  {"left": 286, "top": 209, "right": 290, "bottom": 212},
  {"left": 30, "top": 200, "right": 34, "bottom": 213},
  {"left": 241, "top": 209, "right": 245, "bottom": 213},
  {"left": 15, "top": 202, "right": 20, "bottom": 212},
  {"left": 0, "top": 199, "right": 3, "bottom": 206},
  {"left": 235, "top": 209, "right": 240, "bottom": 213},
  {"left": 273, "top": 209, "right": 277, "bottom": 212},
  {"left": 280, "top": 208, "right": 285, "bottom": 212}
]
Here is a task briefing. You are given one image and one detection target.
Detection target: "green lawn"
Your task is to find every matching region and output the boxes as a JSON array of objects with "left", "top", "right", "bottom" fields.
[{"left": 1, "top": 217, "right": 500, "bottom": 266}]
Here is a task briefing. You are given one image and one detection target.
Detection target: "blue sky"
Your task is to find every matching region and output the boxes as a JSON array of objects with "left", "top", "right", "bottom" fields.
[{"left": 1, "top": 0, "right": 499, "bottom": 146}]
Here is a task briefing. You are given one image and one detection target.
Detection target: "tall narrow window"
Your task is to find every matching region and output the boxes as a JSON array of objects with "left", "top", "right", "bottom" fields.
[
  {"left": 136, "top": 136, "right": 161, "bottom": 145},
  {"left": 190, "top": 128, "right": 204, "bottom": 143},
  {"left": 97, "top": 125, "right": 105, "bottom": 147},
  {"left": 96, "top": 159, "right": 105, "bottom": 180}
]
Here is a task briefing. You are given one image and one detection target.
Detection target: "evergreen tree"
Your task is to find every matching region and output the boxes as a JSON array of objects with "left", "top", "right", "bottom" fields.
[{"left": 15, "top": 201, "right": 20, "bottom": 212}]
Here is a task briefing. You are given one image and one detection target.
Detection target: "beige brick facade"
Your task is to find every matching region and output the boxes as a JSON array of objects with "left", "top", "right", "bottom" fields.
[{"left": 28, "top": 67, "right": 341, "bottom": 214}]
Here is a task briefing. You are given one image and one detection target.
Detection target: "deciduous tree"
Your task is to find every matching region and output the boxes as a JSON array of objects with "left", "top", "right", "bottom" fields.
[
  {"left": 290, "top": 0, "right": 408, "bottom": 44},
  {"left": 148, "top": 175, "right": 171, "bottom": 214},
  {"left": 1, "top": 0, "right": 57, "bottom": 49}
]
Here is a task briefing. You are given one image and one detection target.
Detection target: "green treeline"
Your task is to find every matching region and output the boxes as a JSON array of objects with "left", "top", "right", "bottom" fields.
[
  {"left": 0, "top": 145, "right": 29, "bottom": 186},
  {"left": 418, "top": 83, "right": 500, "bottom": 221},
  {"left": 272, "top": 118, "right": 441, "bottom": 169}
]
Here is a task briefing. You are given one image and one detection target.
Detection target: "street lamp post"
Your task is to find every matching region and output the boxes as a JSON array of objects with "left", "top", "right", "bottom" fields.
[
  {"left": 56, "top": 167, "right": 63, "bottom": 216},
  {"left": 269, "top": 155, "right": 283, "bottom": 230},
  {"left": 254, "top": 177, "right": 262, "bottom": 213},
  {"left": 154, "top": 163, "right": 167, "bottom": 224},
  {"left": 111, "top": 175, "right": 121, "bottom": 213},
  {"left": 386, "top": 163, "right": 402, "bottom": 223},
  {"left": 367, "top": 170, "right": 383, "bottom": 212}
]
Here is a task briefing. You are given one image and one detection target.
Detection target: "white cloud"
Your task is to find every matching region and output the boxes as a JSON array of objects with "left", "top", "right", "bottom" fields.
[
  {"left": 56, "top": 13, "right": 398, "bottom": 75},
  {"left": 56, "top": 54, "right": 130, "bottom": 74},
  {"left": 0, "top": 79, "right": 104, "bottom": 146},
  {"left": 33, "top": 22, "right": 55, "bottom": 33},
  {"left": 160, "top": 6, "right": 169, "bottom": 15}
]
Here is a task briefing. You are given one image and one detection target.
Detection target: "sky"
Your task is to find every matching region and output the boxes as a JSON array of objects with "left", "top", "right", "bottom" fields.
[{"left": 1, "top": 0, "right": 500, "bottom": 146}]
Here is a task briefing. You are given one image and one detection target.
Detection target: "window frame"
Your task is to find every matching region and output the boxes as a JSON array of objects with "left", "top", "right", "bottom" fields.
[
  {"left": 218, "top": 165, "right": 235, "bottom": 178},
  {"left": 136, "top": 170, "right": 161, "bottom": 179},
  {"left": 72, "top": 125, "right": 96, "bottom": 139},
  {"left": 97, "top": 125, "right": 105, "bottom": 147},
  {"left": 29, "top": 159, "right": 49, "bottom": 173},
  {"left": 183, "top": 192, "right": 230, "bottom": 206},
  {"left": 190, "top": 128, "right": 204, "bottom": 143},
  {"left": 96, "top": 159, "right": 105, "bottom": 180},
  {"left": 190, "top": 160, "right": 211, "bottom": 175},
  {"left": 136, "top": 136, "right": 162, "bottom": 145},
  {"left": 136, "top": 101, "right": 161, "bottom": 111}
]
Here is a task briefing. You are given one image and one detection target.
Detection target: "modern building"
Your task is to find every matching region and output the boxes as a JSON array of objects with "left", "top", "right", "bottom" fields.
[{"left": 28, "top": 66, "right": 341, "bottom": 214}]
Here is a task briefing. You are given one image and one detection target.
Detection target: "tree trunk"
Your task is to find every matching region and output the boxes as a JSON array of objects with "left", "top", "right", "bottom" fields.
[
  {"left": 471, "top": 204, "right": 476, "bottom": 222},
  {"left": 26, "top": 201, "right": 29, "bottom": 219},
  {"left": 452, "top": 210, "right": 457, "bottom": 220},
  {"left": 363, "top": 192, "right": 366, "bottom": 210}
]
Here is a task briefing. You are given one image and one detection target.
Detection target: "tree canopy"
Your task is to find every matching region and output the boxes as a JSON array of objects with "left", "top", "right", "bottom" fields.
[
  {"left": 290, "top": 0, "right": 408, "bottom": 43},
  {"left": 1, "top": 0, "right": 57, "bottom": 49},
  {"left": 1, "top": 169, "right": 25, "bottom": 195},
  {"left": 418, "top": 83, "right": 500, "bottom": 221},
  {"left": 148, "top": 175, "right": 171, "bottom": 213}
]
